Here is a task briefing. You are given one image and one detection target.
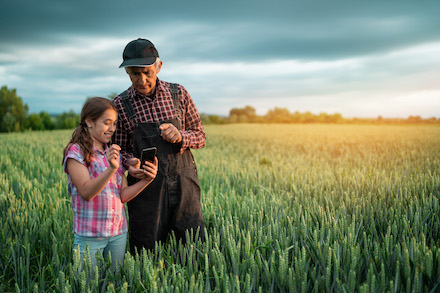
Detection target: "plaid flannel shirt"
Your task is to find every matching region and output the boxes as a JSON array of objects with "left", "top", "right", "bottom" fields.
[{"left": 113, "top": 79, "right": 206, "bottom": 168}]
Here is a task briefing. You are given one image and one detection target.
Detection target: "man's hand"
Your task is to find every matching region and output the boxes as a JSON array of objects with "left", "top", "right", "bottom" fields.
[
  {"left": 128, "top": 157, "right": 151, "bottom": 179},
  {"left": 159, "top": 123, "right": 182, "bottom": 144}
]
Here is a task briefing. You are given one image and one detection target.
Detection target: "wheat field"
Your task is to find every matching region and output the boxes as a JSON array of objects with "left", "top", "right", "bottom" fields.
[{"left": 1, "top": 124, "right": 439, "bottom": 292}]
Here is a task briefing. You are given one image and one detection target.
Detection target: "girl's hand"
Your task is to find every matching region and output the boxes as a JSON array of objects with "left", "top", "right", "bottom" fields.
[
  {"left": 141, "top": 157, "right": 158, "bottom": 182},
  {"left": 106, "top": 144, "right": 121, "bottom": 170}
]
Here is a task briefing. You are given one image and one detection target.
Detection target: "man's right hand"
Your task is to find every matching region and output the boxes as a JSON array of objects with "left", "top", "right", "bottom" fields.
[{"left": 128, "top": 157, "right": 148, "bottom": 179}]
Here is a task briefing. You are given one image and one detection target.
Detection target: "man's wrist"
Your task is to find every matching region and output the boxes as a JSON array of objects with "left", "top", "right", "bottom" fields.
[
  {"left": 179, "top": 131, "right": 189, "bottom": 149},
  {"left": 124, "top": 156, "right": 134, "bottom": 169}
]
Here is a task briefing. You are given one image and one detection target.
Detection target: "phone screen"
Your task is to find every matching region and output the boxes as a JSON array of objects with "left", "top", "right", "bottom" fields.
[{"left": 141, "top": 147, "right": 157, "bottom": 164}]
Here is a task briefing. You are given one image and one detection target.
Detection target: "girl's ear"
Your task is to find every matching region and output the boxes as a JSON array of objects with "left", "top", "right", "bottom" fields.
[{"left": 85, "top": 119, "right": 92, "bottom": 128}]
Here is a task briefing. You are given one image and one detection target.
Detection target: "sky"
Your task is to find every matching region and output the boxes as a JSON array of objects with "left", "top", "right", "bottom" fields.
[{"left": 1, "top": 0, "right": 440, "bottom": 118}]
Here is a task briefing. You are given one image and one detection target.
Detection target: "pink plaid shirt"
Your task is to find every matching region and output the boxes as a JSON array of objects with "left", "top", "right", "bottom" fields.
[
  {"left": 64, "top": 144, "right": 128, "bottom": 237},
  {"left": 113, "top": 79, "right": 206, "bottom": 168}
]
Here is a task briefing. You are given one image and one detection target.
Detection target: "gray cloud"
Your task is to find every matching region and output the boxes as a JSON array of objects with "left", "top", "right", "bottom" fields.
[
  {"left": 1, "top": 0, "right": 440, "bottom": 117},
  {"left": 3, "top": 1, "right": 440, "bottom": 61}
]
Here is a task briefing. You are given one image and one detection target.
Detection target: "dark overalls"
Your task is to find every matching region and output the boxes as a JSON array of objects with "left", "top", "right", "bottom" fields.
[{"left": 120, "top": 84, "right": 205, "bottom": 252}]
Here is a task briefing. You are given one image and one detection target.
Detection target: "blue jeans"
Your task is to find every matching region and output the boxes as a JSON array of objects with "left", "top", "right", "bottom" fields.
[{"left": 73, "top": 233, "right": 127, "bottom": 270}]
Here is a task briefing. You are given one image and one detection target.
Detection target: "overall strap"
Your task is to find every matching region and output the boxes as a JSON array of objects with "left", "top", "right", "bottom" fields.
[
  {"left": 120, "top": 91, "right": 138, "bottom": 123},
  {"left": 169, "top": 83, "right": 181, "bottom": 116}
]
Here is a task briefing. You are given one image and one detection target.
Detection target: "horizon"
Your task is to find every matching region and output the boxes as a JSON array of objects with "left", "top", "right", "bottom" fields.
[{"left": 41, "top": 106, "right": 436, "bottom": 120}]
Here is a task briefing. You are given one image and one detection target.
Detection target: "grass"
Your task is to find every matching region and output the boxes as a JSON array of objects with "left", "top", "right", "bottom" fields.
[{"left": 1, "top": 124, "right": 439, "bottom": 292}]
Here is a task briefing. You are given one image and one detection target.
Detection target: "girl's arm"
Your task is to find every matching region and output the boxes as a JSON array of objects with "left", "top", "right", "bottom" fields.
[
  {"left": 66, "top": 144, "right": 121, "bottom": 201},
  {"left": 120, "top": 157, "right": 158, "bottom": 203},
  {"left": 66, "top": 158, "right": 117, "bottom": 201}
]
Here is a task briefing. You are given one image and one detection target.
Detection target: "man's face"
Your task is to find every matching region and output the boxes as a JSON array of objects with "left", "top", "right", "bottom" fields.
[{"left": 126, "top": 63, "right": 161, "bottom": 95}]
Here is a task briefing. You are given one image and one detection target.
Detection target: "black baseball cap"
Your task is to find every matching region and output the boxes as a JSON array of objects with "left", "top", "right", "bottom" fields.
[{"left": 119, "top": 38, "right": 159, "bottom": 68}]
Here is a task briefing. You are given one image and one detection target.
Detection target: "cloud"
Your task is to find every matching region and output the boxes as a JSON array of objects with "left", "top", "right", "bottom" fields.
[{"left": 1, "top": 0, "right": 440, "bottom": 117}]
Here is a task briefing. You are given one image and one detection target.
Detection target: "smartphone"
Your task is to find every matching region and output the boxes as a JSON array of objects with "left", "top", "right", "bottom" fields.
[{"left": 140, "top": 147, "right": 157, "bottom": 165}]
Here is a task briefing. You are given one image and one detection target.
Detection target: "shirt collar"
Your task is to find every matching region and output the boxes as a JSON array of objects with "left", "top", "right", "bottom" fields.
[
  {"left": 129, "top": 78, "right": 162, "bottom": 102},
  {"left": 93, "top": 144, "right": 108, "bottom": 155}
]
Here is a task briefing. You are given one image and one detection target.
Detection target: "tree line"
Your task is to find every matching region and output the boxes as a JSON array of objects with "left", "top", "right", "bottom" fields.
[
  {"left": 202, "top": 105, "right": 440, "bottom": 125},
  {"left": 1, "top": 85, "right": 439, "bottom": 133},
  {"left": 0, "top": 86, "right": 80, "bottom": 132}
]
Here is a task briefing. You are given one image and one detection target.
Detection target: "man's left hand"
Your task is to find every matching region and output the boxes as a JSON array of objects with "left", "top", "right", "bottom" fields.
[{"left": 159, "top": 123, "right": 182, "bottom": 144}]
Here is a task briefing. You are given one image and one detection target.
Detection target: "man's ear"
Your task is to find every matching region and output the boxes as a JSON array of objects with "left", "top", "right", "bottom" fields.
[{"left": 156, "top": 60, "right": 163, "bottom": 74}]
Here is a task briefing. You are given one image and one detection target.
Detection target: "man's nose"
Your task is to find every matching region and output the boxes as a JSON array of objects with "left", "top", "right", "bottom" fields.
[{"left": 138, "top": 74, "right": 148, "bottom": 84}]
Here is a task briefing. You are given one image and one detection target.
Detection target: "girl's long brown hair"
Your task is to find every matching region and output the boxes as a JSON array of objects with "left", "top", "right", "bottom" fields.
[{"left": 62, "top": 97, "right": 117, "bottom": 166}]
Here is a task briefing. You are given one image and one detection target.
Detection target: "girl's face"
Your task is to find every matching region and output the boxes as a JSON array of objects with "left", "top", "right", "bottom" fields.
[{"left": 86, "top": 109, "right": 118, "bottom": 150}]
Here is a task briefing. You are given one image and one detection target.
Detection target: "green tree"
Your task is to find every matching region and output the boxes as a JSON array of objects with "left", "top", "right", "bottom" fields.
[
  {"left": 201, "top": 113, "right": 225, "bottom": 125},
  {"left": 229, "top": 105, "right": 257, "bottom": 123},
  {"left": 200, "top": 113, "right": 211, "bottom": 124},
  {"left": 408, "top": 115, "right": 422, "bottom": 123},
  {"left": 40, "top": 111, "right": 55, "bottom": 130},
  {"left": 26, "top": 113, "right": 44, "bottom": 130},
  {"left": 208, "top": 114, "right": 224, "bottom": 124},
  {"left": 265, "top": 107, "right": 292, "bottom": 123},
  {"left": 0, "top": 85, "right": 29, "bottom": 132},
  {"left": 1, "top": 112, "right": 17, "bottom": 132},
  {"left": 318, "top": 112, "right": 331, "bottom": 123},
  {"left": 302, "top": 111, "right": 316, "bottom": 123},
  {"left": 55, "top": 110, "right": 80, "bottom": 129},
  {"left": 107, "top": 92, "right": 119, "bottom": 99},
  {"left": 328, "top": 113, "right": 343, "bottom": 123}
]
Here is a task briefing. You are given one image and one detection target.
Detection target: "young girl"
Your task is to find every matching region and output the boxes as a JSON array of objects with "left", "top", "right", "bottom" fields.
[{"left": 62, "top": 97, "right": 158, "bottom": 269}]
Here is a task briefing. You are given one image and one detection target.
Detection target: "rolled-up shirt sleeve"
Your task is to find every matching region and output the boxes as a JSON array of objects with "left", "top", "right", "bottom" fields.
[
  {"left": 179, "top": 86, "right": 206, "bottom": 153},
  {"left": 113, "top": 97, "right": 134, "bottom": 169}
]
